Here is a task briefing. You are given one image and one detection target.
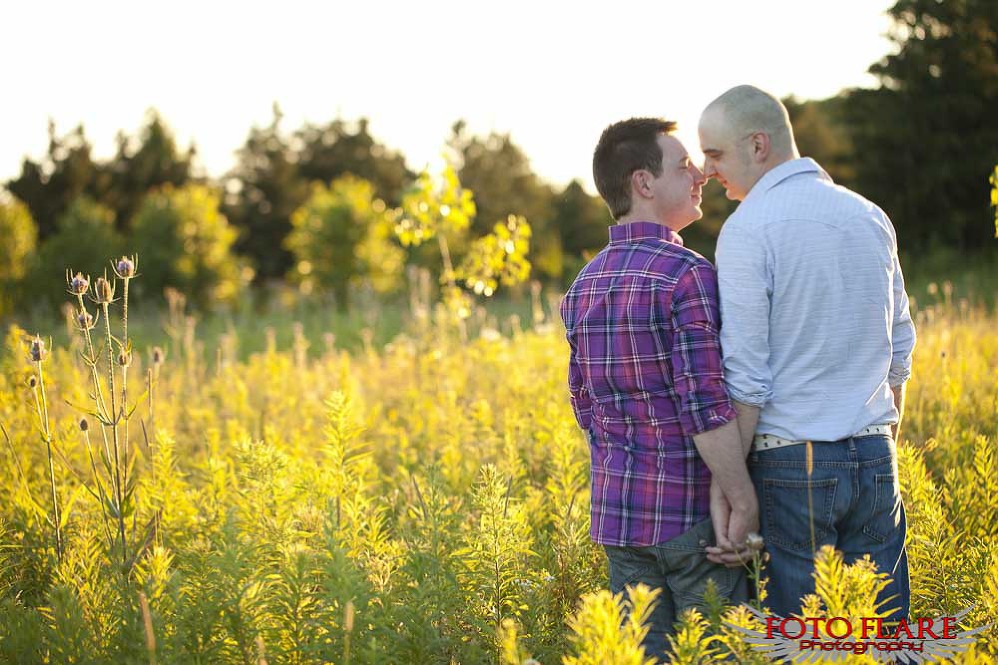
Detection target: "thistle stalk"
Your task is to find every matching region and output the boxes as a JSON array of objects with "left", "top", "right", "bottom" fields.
[
  {"left": 101, "top": 298, "right": 127, "bottom": 566},
  {"left": 29, "top": 341, "right": 63, "bottom": 561},
  {"left": 80, "top": 418, "right": 115, "bottom": 550},
  {"left": 114, "top": 257, "right": 135, "bottom": 496},
  {"left": 71, "top": 273, "right": 118, "bottom": 504}
]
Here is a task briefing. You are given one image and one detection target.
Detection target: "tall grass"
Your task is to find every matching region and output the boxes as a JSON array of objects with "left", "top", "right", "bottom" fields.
[{"left": 0, "top": 267, "right": 995, "bottom": 663}]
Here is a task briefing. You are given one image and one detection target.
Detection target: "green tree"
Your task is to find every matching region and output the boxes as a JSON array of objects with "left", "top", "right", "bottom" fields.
[
  {"left": 295, "top": 118, "right": 412, "bottom": 205},
  {"left": 97, "top": 110, "right": 194, "bottom": 231},
  {"left": 550, "top": 180, "right": 611, "bottom": 284},
  {"left": 449, "top": 123, "right": 561, "bottom": 281},
  {"left": 842, "top": 0, "right": 998, "bottom": 251},
  {"left": 783, "top": 96, "right": 857, "bottom": 187},
  {"left": 0, "top": 192, "right": 38, "bottom": 316},
  {"left": 286, "top": 176, "right": 405, "bottom": 311},
  {"left": 223, "top": 105, "right": 308, "bottom": 282},
  {"left": 6, "top": 123, "right": 100, "bottom": 240},
  {"left": 132, "top": 184, "right": 247, "bottom": 308},
  {"left": 26, "top": 197, "right": 124, "bottom": 309}
]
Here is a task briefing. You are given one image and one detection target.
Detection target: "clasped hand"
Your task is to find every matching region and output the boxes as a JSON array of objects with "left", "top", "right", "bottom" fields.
[{"left": 706, "top": 479, "right": 763, "bottom": 567}]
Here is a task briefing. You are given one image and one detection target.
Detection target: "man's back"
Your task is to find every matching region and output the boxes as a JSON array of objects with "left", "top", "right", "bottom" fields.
[
  {"left": 717, "top": 158, "right": 916, "bottom": 442},
  {"left": 561, "top": 221, "right": 735, "bottom": 547}
]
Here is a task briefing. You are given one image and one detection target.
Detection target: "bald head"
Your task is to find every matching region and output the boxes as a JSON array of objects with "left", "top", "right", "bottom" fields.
[
  {"left": 697, "top": 85, "right": 801, "bottom": 200},
  {"left": 701, "top": 85, "right": 798, "bottom": 160}
]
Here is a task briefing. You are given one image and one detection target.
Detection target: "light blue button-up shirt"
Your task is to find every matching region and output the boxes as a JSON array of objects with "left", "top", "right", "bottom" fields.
[{"left": 716, "top": 158, "right": 916, "bottom": 442}]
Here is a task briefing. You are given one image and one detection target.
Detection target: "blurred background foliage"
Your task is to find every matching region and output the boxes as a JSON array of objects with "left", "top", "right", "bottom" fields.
[{"left": 1, "top": 0, "right": 996, "bottom": 322}]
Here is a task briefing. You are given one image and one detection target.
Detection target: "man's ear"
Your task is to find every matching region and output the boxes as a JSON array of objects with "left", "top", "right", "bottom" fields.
[
  {"left": 751, "top": 132, "right": 771, "bottom": 163},
  {"left": 630, "top": 170, "right": 652, "bottom": 199}
]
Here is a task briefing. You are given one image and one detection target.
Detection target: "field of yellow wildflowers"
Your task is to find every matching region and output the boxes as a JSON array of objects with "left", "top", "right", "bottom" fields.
[{"left": 0, "top": 271, "right": 995, "bottom": 663}]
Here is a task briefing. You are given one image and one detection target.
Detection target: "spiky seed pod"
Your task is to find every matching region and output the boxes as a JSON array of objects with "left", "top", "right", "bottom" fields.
[
  {"left": 67, "top": 271, "right": 90, "bottom": 296},
  {"left": 116, "top": 256, "right": 135, "bottom": 278},
  {"left": 29, "top": 337, "right": 46, "bottom": 362},
  {"left": 76, "top": 309, "right": 96, "bottom": 331},
  {"left": 93, "top": 277, "right": 114, "bottom": 304},
  {"left": 79, "top": 418, "right": 89, "bottom": 432}
]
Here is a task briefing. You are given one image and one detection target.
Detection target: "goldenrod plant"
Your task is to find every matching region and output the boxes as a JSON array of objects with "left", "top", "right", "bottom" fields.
[{"left": 0, "top": 249, "right": 996, "bottom": 662}]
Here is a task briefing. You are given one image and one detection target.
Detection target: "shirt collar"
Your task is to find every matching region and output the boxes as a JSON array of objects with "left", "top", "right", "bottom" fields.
[
  {"left": 608, "top": 221, "right": 684, "bottom": 246},
  {"left": 745, "top": 157, "right": 831, "bottom": 203}
]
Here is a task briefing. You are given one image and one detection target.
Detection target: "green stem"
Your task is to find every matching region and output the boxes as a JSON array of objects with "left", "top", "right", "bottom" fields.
[
  {"left": 102, "top": 302, "right": 127, "bottom": 567},
  {"left": 77, "top": 294, "right": 117, "bottom": 501},
  {"left": 33, "top": 363, "right": 63, "bottom": 561}
]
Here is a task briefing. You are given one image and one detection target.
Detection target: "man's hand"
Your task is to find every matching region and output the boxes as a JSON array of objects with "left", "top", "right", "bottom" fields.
[
  {"left": 693, "top": 419, "right": 760, "bottom": 566},
  {"left": 709, "top": 478, "right": 733, "bottom": 549},
  {"left": 706, "top": 478, "right": 761, "bottom": 567}
]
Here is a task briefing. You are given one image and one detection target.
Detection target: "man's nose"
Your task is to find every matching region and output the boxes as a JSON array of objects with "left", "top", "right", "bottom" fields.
[{"left": 702, "top": 160, "right": 716, "bottom": 178}]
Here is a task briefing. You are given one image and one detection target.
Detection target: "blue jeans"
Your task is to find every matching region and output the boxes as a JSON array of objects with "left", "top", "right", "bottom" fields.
[
  {"left": 604, "top": 518, "right": 749, "bottom": 659},
  {"left": 748, "top": 434, "right": 909, "bottom": 620}
]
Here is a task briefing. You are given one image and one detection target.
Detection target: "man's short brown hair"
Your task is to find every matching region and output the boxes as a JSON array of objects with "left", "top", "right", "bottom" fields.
[{"left": 593, "top": 118, "right": 677, "bottom": 220}]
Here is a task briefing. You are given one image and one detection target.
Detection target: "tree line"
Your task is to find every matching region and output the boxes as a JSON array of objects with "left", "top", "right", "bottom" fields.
[{"left": 2, "top": 0, "right": 995, "bottom": 316}]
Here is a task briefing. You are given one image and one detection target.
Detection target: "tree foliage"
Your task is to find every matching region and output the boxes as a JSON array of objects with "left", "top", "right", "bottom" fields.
[
  {"left": 295, "top": 118, "right": 412, "bottom": 205},
  {"left": 97, "top": 110, "right": 194, "bottom": 231},
  {"left": 449, "top": 124, "right": 561, "bottom": 280},
  {"left": 841, "top": 0, "right": 998, "bottom": 251},
  {"left": 131, "top": 184, "right": 246, "bottom": 308},
  {"left": 286, "top": 175, "right": 406, "bottom": 310},
  {"left": 7, "top": 123, "right": 99, "bottom": 241},
  {"left": 0, "top": 193, "right": 38, "bottom": 315},
  {"left": 27, "top": 196, "right": 124, "bottom": 308}
]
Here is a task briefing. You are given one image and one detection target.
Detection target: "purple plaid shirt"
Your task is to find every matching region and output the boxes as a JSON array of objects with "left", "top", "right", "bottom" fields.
[{"left": 560, "top": 221, "right": 736, "bottom": 547}]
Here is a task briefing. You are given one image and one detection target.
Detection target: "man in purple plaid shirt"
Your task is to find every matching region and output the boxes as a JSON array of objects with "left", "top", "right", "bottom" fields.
[{"left": 560, "top": 118, "right": 759, "bottom": 654}]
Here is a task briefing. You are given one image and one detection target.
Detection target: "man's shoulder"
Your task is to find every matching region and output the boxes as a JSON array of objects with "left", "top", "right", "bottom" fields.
[
  {"left": 573, "top": 240, "right": 712, "bottom": 281},
  {"left": 638, "top": 241, "right": 718, "bottom": 287}
]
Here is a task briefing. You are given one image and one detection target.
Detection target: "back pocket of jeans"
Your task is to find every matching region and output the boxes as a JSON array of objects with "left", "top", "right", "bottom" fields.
[
  {"left": 762, "top": 478, "right": 838, "bottom": 551},
  {"left": 863, "top": 473, "right": 903, "bottom": 544}
]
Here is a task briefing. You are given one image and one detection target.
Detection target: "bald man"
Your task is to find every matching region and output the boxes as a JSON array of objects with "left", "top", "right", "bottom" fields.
[{"left": 698, "top": 85, "right": 916, "bottom": 622}]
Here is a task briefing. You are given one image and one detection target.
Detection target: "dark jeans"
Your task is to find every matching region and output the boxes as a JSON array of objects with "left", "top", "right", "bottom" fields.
[
  {"left": 749, "top": 434, "right": 910, "bottom": 620},
  {"left": 604, "top": 518, "right": 749, "bottom": 659}
]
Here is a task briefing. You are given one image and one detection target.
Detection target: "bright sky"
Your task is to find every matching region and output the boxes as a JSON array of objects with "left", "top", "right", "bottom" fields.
[{"left": 3, "top": 1, "right": 896, "bottom": 193}]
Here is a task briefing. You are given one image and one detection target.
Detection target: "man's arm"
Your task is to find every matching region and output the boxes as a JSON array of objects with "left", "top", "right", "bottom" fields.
[
  {"left": 734, "top": 400, "right": 761, "bottom": 457},
  {"left": 567, "top": 341, "right": 593, "bottom": 432},
  {"left": 715, "top": 221, "right": 774, "bottom": 413},
  {"left": 668, "top": 265, "right": 758, "bottom": 547},
  {"left": 693, "top": 421, "right": 758, "bottom": 548},
  {"left": 891, "top": 382, "right": 906, "bottom": 441},
  {"left": 887, "top": 230, "right": 915, "bottom": 441}
]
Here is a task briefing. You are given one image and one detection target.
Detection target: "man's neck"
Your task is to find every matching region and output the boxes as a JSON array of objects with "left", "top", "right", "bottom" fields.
[{"left": 616, "top": 211, "right": 679, "bottom": 233}]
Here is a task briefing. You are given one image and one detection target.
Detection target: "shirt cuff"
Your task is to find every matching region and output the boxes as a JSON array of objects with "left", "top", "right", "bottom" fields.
[
  {"left": 888, "top": 366, "right": 911, "bottom": 386},
  {"left": 684, "top": 403, "right": 737, "bottom": 436},
  {"left": 726, "top": 385, "right": 772, "bottom": 408}
]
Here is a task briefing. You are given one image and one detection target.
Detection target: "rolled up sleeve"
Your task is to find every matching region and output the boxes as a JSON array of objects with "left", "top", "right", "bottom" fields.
[
  {"left": 667, "top": 264, "right": 737, "bottom": 436},
  {"left": 567, "top": 338, "right": 593, "bottom": 431},
  {"left": 716, "top": 221, "right": 774, "bottom": 407},
  {"left": 889, "top": 252, "right": 916, "bottom": 386}
]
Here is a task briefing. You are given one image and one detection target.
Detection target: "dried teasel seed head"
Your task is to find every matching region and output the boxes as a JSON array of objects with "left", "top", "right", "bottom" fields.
[
  {"left": 79, "top": 418, "right": 89, "bottom": 432},
  {"left": 116, "top": 256, "right": 135, "bottom": 278},
  {"left": 117, "top": 350, "right": 132, "bottom": 367},
  {"left": 93, "top": 277, "right": 114, "bottom": 304},
  {"left": 151, "top": 346, "right": 164, "bottom": 365},
  {"left": 28, "top": 375, "right": 38, "bottom": 388},
  {"left": 67, "top": 271, "right": 90, "bottom": 296},
  {"left": 76, "top": 309, "right": 95, "bottom": 330},
  {"left": 29, "top": 337, "right": 46, "bottom": 362}
]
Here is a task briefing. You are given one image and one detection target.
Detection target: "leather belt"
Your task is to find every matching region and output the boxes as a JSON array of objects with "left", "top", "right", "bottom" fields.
[{"left": 751, "top": 424, "right": 892, "bottom": 452}]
